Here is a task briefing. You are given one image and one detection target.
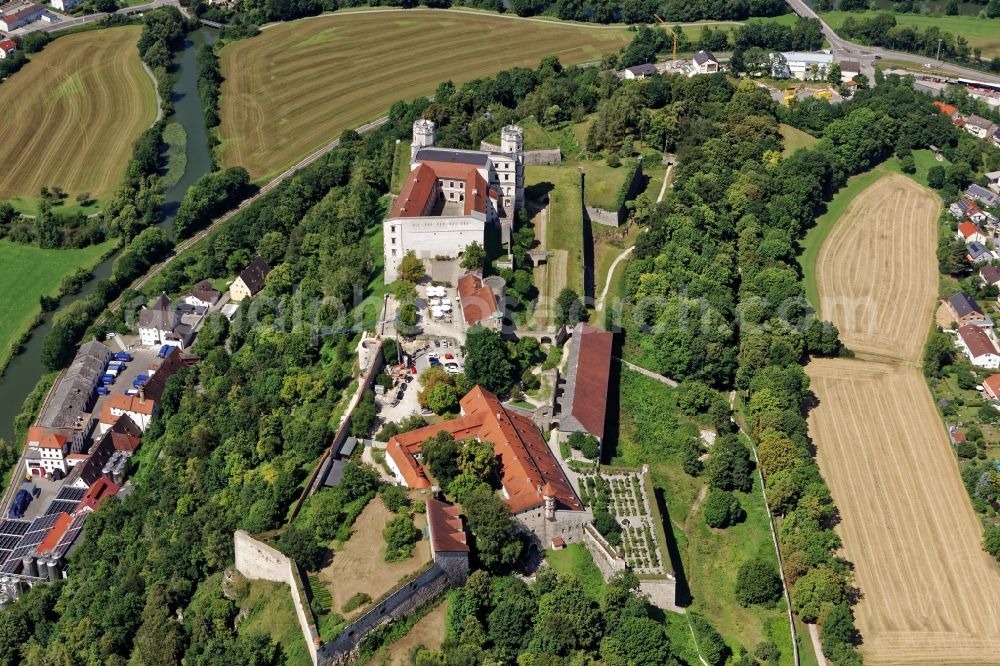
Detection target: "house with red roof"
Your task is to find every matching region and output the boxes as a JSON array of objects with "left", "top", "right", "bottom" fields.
[
  {"left": 982, "top": 374, "right": 1000, "bottom": 402},
  {"left": 456, "top": 272, "right": 501, "bottom": 328},
  {"left": 383, "top": 120, "right": 524, "bottom": 283},
  {"left": 957, "top": 220, "right": 986, "bottom": 244},
  {"left": 385, "top": 386, "right": 591, "bottom": 547},
  {"left": 956, "top": 324, "right": 1000, "bottom": 368},
  {"left": 426, "top": 497, "right": 470, "bottom": 584},
  {"left": 933, "top": 100, "right": 960, "bottom": 122},
  {"left": 0, "top": 39, "right": 16, "bottom": 59}
]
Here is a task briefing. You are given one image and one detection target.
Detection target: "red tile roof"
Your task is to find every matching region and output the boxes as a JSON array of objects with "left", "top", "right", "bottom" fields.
[
  {"left": 386, "top": 386, "right": 582, "bottom": 514},
  {"left": 38, "top": 432, "right": 67, "bottom": 450},
  {"left": 933, "top": 101, "right": 959, "bottom": 118},
  {"left": 390, "top": 160, "right": 492, "bottom": 219},
  {"left": 456, "top": 273, "right": 497, "bottom": 326},
  {"left": 390, "top": 163, "right": 437, "bottom": 218},
  {"left": 36, "top": 513, "right": 73, "bottom": 555},
  {"left": 958, "top": 221, "right": 981, "bottom": 239},
  {"left": 0, "top": 39, "right": 15, "bottom": 53},
  {"left": 426, "top": 497, "right": 469, "bottom": 553},
  {"left": 959, "top": 324, "right": 999, "bottom": 359},
  {"left": 563, "top": 324, "right": 614, "bottom": 441},
  {"left": 983, "top": 374, "right": 1000, "bottom": 400},
  {"left": 78, "top": 477, "right": 120, "bottom": 513}
]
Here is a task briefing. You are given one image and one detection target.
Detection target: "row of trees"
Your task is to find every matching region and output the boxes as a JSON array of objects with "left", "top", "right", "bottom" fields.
[{"left": 172, "top": 166, "right": 253, "bottom": 238}]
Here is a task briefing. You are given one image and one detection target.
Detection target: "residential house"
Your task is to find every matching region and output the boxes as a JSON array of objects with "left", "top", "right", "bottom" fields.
[
  {"left": 964, "top": 115, "right": 997, "bottom": 140},
  {"left": 690, "top": 50, "right": 719, "bottom": 76},
  {"left": 75, "top": 477, "right": 120, "bottom": 514},
  {"left": 966, "top": 184, "right": 999, "bottom": 209},
  {"left": 956, "top": 324, "right": 1000, "bottom": 368},
  {"left": 0, "top": 39, "right": 15, "bottom": 58},
  {"left": 983, "top": 374, "right": 1000, "bottom": 401},
  {"left": 51, "top": 0, "right": 83, "bottom": 9},
  {"left": 386, "top": 386, "right": 591, "bottom": 547},
  {"left": 947, "top": 292, "right": 989, "bottom": 326},
  {"left": 957, "top": 197, "right": 989, "bottom": 223},
  {"left": 986, "top": 170, "right": 1000, "bottom": 195},
  {"left": 957, "top": 220, "right": 986, "bottom": 244},
  {"left": 0, "top": 3, "right": 43, "bottom": 31},
  {"left": 980, "top": 265, "right": 1000, "bottom": 288},
  {"left": 932, "top": 101, "right": 961, "bottom": 122},
  {"left": 99, "top": 394, "right": 157, "bottom": 433},
  {"left": 991, "top": 127, "right": 1000, "bottom": 150},
  {"left": 839, "top": 60, "right": 860, "bottom": 81},
  {"left": 967, "top": 241, "right": 995, "bottom": 265},
  {"left": 384, "top": 120, "right": 524, "bottom": 283},
  {"left": 622, "top": 63, "right": 658, "bottom": 79},
  {"left": 456, "top": 272, "right": 502, "bottom": 328},
  {"left": 557, "top": 323, "right": 614, "bottom": 446},
  {"left": 184, "top": 280, "right": 221, "bottom": 308},
  {"left": 229, "top": 257, "right": 271, "bottom": 301},
  {"left": 138, "top": 292, "right": 206, "bottom": 348},
  {"left": 65, "top": 415, "right": 140, "bottom": 489}
]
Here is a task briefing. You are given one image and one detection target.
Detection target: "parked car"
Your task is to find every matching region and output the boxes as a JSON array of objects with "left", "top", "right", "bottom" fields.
[
  {"left": 429, "top": 357, "right": 441, "bottom": 367},
  {"left": 101, "top": 374, "right": 115, "bottom": 385},
  {"left": 96, "top": 386, "right": 110, "bottom": 396},
  {"left": 445, "top": 363, "right": 461, "bottom": 374}
]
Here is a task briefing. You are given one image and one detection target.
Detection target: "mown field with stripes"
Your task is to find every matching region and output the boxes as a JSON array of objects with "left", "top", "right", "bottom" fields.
[{"left": 0, "top": 26, "right": 157, "bottom": 203}]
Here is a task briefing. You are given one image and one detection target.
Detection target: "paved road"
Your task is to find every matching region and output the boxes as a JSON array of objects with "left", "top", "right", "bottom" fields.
[
  {"left": 784, "top": 0, "right": 1000, "bottom": 84},
  {"left": 13, "top": 0, "right": 182, "bottom": 35},
  {"left": 97, "top": 116, "right": 390, "bottom": 324}
]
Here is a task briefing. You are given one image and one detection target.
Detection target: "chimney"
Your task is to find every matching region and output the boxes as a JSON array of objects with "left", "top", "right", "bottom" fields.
[{"left": 138, "top": 387, "right": 145, "bottom": 403}]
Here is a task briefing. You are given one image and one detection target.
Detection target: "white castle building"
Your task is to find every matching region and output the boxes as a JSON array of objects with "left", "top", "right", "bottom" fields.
[{"left": 383, "top": 120, "right": 524, "bottom": 283}]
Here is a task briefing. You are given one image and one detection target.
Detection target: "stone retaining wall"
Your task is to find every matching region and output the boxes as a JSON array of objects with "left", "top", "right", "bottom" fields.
[{"left": 234, "top": 530, "right": 320, "bottom": 665}]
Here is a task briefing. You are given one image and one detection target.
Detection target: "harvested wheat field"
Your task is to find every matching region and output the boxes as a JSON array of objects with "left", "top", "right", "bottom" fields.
[
  {"left": 0, "top": 26, "right": 157, "bottom": 202},
  {"left": 814, "top": 173, "right": 939, "bottom": 362},
  {"left": 219, "top": 8, "right": 632, "bottom": 181},
  {"left": 807, "top": 172, "right": 1000, "bottom": 664},
  {"left": 807, "top": 359, "right": 1000, "bottom": 664}
]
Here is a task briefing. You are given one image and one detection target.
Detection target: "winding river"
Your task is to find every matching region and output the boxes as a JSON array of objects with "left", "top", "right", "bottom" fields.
[{"left": 0, "top": 28, "right": 216, "bottom": 443}]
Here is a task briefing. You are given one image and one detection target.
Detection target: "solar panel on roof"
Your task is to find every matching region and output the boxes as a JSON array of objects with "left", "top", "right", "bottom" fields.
[
  {"left": 45, "top": 500, "right": 80, "bottom": 516},
  {"left": 0, "top": 534, "right": 22, "bottom": 550},
  {"left": 0, "top": 518, "right": 30, "bottom": 536},
  {"left": 55, "top": 486, "right": 86, "bottom": 502}
]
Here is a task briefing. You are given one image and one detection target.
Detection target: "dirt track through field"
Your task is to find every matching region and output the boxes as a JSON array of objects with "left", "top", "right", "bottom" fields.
[
  {"left": 0, "top": 26, "right": 156, "bottom": 201},
  {"left": 815, "top": 174, "right": 939, "bottom": 363},
  {"left": 807, "top": 173, "right": 1000, "bottom": 664}
]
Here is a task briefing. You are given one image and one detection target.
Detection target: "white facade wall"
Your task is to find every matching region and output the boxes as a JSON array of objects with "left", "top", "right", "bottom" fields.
[
  {"left": 139, "top": 325, "right": 167, "bottom": 347},
  {"left": 110, "top": 407, "right": 153, "bottom": 432},
  {"left": 384, "top": 216, "right": 485, "bottom": 283},
  {"left": 52, "top": 0, "right": 83, "bottom": 10}
]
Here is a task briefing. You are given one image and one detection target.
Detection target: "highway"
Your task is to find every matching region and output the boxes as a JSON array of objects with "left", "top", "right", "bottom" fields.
[{"left": 784, "top": 0, "right": 1000, "bottom": 84}]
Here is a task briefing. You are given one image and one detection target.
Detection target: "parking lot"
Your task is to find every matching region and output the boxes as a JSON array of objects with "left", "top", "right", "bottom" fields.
[
  {"left": 374, "top": 336, "right": 465, "bottom": 428},
  {"left": 88, "top": 343, "right": 174, "bottom": 420}
]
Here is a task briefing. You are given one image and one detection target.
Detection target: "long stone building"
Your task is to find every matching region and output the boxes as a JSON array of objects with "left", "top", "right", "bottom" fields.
[{"left": 383, "top": 120, "right": 524, "bottom": 282}]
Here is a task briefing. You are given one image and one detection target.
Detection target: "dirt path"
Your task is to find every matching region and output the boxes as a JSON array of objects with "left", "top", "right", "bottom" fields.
[{"left": 595, "top": 246, "right": 632, "bottom": 312}]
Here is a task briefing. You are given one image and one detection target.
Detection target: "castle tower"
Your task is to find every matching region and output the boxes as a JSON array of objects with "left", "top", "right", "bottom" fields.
[
  {"left": 542, "top": 483, "right": 556, "bottom": 521},
  {"left": 499, "top": 125, "right": 525, "bottom": 210},
  {"left": 410, "top": 119, "right": 436, "bottom": 162}
]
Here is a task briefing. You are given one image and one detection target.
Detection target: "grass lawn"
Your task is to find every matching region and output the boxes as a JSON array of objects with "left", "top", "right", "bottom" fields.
[
  {"left": 798, "top": 164, "right": 892, "bottom": 309},
  {"left": 593, "top": 224, "right": 638, "bottom": 308},
  {"left": 0, "top": 239, "right": 116, "bottom": 371},
  {"left": 779, "top": 123, "right": 819, "bottom": 157},
  {"left": 485, "top": 116, "right": 589, "bottom": 160},
  {"left": 161, "top": 120, "right": 188, "bottom": 190},
  {"left": 581, "top": 158, "right": 636, "bottom": 210},
  {"left": 821, "top": 11, "right": 1000, "bottom": 57},
  {"left": 884, "top": 148, "right": 951, "bottom": 189},
  {"left": 613, "top": 369, "right": 794, "bottom": 664},
  {"left": 5, "top": 196, "right": 105, "bottom": 218},
  {"left": 0, "top": 26, "right": 157, "bottom": 203},
  {"left": 238, "top": 580, "right": 311, "bottom": 665},
  {"left": 219, "top": 9, "right": 634, "bottom": 181},
  {"left": 544, "top": 544, "right": 607, "bottom": 602},
  {"left": 526, "top": 163, "right": 584, "bottom": 295},
  {"left": 390, "top": 141, "right": 412, "bottom": 195}
]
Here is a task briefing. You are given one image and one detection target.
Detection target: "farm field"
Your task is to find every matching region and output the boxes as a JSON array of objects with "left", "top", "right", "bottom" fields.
[
  {"left": 0, "top": 26, "right": 157, "bottom": 203},
  {"left": 813, "top": 173, "right": 939, "bottom": 361},
  {"left": 218, "top": 9, "right": 634, "bottom": 181},
  {"left": 821, "top": 11, "right": 1000, "bottom": 57},
  {"left": 806, "top": 359, "right": 1000, "bottom": 664},
  {"left": 0, "top": 239, "right": 115, "bottom": 372},
  {"left": 806, "top": 168, "right": 1000, "bottom": 663}
]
